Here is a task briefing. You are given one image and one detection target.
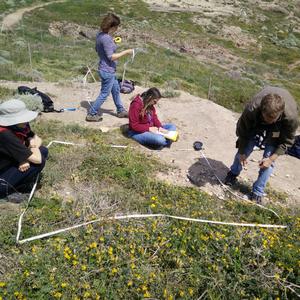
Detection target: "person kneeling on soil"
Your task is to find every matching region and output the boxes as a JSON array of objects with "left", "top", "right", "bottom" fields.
[
  {"left": 0, "top": 99, "right": 48, "bottom": 202},
  {"left": 128, "top": 87, "right": 177, "bottom": 150},
  {"left": 224, "top": 86, "right": 299, "bottom": 204}
]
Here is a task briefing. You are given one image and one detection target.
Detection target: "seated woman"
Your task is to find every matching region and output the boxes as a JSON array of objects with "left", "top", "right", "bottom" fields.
[
  {"left": 0, "top": 99, "right": 48, "bottom": 201},
  {"left": 128, "top": 87, "right": 176, "bottom": 149}
]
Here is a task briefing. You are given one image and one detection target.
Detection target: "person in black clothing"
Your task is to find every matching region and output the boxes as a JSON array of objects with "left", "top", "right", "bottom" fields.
[{"left": 0, "top": 99, "right": 48, "bottom": 200}]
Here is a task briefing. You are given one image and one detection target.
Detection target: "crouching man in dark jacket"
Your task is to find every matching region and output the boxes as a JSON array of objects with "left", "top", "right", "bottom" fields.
[
  {"left": 224, "top": 86, "right": 299, "bottom": 203},
  {"left": 0, "top": 99, "right": 48, "bottom": 202}
]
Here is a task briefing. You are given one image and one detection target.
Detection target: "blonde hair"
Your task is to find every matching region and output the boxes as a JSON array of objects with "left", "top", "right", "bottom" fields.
[{"left": 261, "top": 94, "right": 285, "bottom": 118}]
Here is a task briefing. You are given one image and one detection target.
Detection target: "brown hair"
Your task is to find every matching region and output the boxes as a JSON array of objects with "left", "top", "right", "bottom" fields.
[
  {"left": 100, "top": 13, "right": 121, "bottom": 33},
  {"left": 140, "top": 87, "right": 162, "bottom": 118},
  {"left": 261, "top": 93, "right": 285, "bottom": 118}
]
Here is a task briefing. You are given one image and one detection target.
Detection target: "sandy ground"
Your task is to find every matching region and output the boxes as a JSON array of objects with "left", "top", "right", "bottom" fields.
[
  {"left": 1, "top": 0, "right": 65, "bottom": 31},
  {"left": 1, "top": 80, "right": 299, "bottom": 206}
]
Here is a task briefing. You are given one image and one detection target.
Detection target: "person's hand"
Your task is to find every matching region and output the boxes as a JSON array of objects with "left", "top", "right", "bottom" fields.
[
  {"left": 259, "top": 158, "right": 273, "bottom": 169},
  {"left": 158, "top": 127, "right": 168, "bottom": 134},
  {"left": 29, "top": 135, "right": 42, "bottom": 149},
  {"left": 149, "top": 127, "right": 159, "bottom": 133},
  {"left": 239, "top": 154, "right": 247, "bottom": 167},
  {"left": 18, "top": 162, "right": 30, "bottom": 172},
  {"left": 127, "top": 49, "right": 134, "bottom": 55}
]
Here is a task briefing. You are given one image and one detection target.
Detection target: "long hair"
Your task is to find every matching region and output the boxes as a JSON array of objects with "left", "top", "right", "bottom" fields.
[
  {"left": 100, "top": 13, "right": 121, "bottom": 33},
  {"left": 140, "top": 87, "right": 162, "bottom": 118}
]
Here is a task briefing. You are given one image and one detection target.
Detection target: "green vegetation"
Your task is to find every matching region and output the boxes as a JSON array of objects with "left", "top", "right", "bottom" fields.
[
  {"left": 1, "top": 2, "right": 300, "bottom": 297},
  {"left": 1, "top": 0, "right": 300, "bottom": 112},
  {"left": 0, "top": 120, "right": 299, "bottom": 299}
]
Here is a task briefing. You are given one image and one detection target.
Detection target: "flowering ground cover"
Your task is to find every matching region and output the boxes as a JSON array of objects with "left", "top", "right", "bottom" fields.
[{"left": 0, "top": 121, "right": 299, "bottom": 299}]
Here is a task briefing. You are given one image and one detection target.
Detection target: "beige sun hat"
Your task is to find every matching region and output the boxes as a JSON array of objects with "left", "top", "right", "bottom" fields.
[{"left": 0, "top": 99, "right": 38, "bottom": 126}]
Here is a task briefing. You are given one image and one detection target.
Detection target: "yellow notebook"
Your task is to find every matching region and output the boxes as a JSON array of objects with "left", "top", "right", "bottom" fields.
[{"left": 158, "top": 130, "right": 179, "bottom": 142}]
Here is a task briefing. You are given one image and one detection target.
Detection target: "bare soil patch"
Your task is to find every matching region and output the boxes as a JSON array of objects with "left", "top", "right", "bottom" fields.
[{"left": 1, "top": 80, "right": 299, "bottom": 205}]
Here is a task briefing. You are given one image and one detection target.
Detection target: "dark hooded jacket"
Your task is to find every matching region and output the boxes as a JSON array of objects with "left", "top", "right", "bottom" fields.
[{"left": 236, "top": 86, "right": 299, "bottom": 155}]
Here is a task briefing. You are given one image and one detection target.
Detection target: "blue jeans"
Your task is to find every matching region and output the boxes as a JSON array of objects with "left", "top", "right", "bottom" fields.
[
  {"left": 230, "top": 138, "right": 276, "bottom": 197},
  {"left": 0, "top": 146, "right": 48, "bottom": 198},
  {"left": 89, "top": 70, "right": 125, "bottom": 115},
  {"left": 128, "top": 124, "right": 176, "bottom": 150}
]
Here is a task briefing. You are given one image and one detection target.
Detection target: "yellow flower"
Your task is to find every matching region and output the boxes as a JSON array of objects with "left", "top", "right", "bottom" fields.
[
  {"left": 179, "top": 290, "right": 185, "bottom": 297},
  {"left": 81, "top": 265, "right": 87, "bottom": 271},
  {"left": 0, "top": 282, "right": 6, "bottom": 288},
  {"left": 99, "top": 237, "right": 105, "bottom": 242},
  {"left": 111, "top": 267, "right": 118, "bottom": 275},
  {"left": 141, "top": 285, "right": 148, "bottom": 291},
  {"left": 83, "top": 291, "right": 91, "bottom": 298},
  {"left": 23, "top": 270, "right": 30, "bottom": 277},
  {"left": 188, "top": 288, "right": 194, "bottom": 296},
  {"left": 150, "top": 203, "right": 156, "bottom": 208},
  {"left": 72, "top": 260, "right": 78, "bottom": 266},
  {"left": 108, "top": 246, "right": 114, "bottom": 255},
  {"left": 143, "top": 291, "right": 151, "bottom": 298},
  {"left": 127, "top": 280, "right": 133, "bottom": 287},
  {"left": 89, "top": 242, "right": 97, "bottom": 249},
  {"left": 83, "top": 283, "right": 90, "bottom": 289},
  {"left": 53, "top": 291, "right": 62, "bottom": 299},
  {"left": 274, "top": 273, "right": 280, "bottom": 280},
  {"left": 61, "top": 283, "right": 67, "bottom": 288}
]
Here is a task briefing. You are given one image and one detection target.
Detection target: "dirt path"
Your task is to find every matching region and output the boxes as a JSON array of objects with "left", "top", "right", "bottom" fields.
[
  {"left": 1, "top": 0, "right": 65, "bottom": 31},
  {"left": 1, "top": 80, "right": 299, "bottom": 205}
]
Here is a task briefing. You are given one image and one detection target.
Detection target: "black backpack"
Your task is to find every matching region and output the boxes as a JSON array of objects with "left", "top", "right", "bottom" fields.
[
  {"left": 17, "top": 86, "right": 59, "bottom": 113},
  {"left": 287, "top": 135, "right": 300, "bottom": 159}
]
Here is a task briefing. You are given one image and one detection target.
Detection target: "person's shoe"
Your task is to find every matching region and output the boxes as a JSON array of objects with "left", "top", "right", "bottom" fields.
[
  {"left": 86, "top": 114, "right": 103, "bottom": 122},
  {"left": 116, "top": 110, "right": 128, "bottom": 118},
  {"left": 7, "top": 192, "right": 30, "bottom": 203},
  {"left": 224, "top": 171, "right": 238, "bottom": 186},
  {"left": 250, "top": 192, "right": 263, "bottom": 204}
]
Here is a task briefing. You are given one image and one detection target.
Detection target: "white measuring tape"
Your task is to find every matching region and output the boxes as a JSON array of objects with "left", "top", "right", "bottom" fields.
[
  {"left": 15, "top": 141, "right": 287, "bottom": 245},
  {"left": 17, "top": 213, "right": 287, "bottom": 244},
  {"left": 198, "top": 150, "right": 281, "bottom": 218}
]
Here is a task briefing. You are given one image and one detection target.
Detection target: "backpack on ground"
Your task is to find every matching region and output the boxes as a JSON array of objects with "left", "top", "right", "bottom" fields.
[
  {"left": 118, "top": 79, "right": 135, "bottom": 94},
  {"left": 287, "top": 135, "right": 300, "bottom": 159},
  {"left": 17, "top": 86, "right": 59, "bottom": 113}
]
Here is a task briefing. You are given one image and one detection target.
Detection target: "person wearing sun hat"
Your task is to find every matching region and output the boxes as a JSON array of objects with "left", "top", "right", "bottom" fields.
[{"left": 0, "top": 99, "right": 48, "bottom": 201}]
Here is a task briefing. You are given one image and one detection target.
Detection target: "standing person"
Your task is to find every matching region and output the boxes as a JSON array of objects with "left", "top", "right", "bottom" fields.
[
  {"left": 128, "top": 87, "right": 177, "bottom": 149},
  {"left": 0, "top": 99, "right": 48, "bottom": 201},
  {"left": 224, "top": 86, "right": 299, "bottom": 203},
  {"left": 86, "top": 13, "right": 133, "bottom": 122}
]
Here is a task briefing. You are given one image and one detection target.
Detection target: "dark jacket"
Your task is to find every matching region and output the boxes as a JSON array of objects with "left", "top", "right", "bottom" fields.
[
  {"left": 129, "top": 95, "right": 162, "bottom": 133},
  {"left": 236, "top": 86, "right": 299, "bottom": 155}
]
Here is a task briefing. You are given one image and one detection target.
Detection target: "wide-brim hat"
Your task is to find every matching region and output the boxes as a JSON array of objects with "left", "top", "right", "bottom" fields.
[{"left": 0, "top": 99, "right": 38, "bottom": 126}]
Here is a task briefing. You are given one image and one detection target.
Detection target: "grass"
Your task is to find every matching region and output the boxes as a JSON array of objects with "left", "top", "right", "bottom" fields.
[
  {"left": 1, "top": 0, "right": 300, "bottom": 112},
  {"left": 0, "top": 2, "right": 300, "bottom": 296},
  {"left": 0, "top": 120, "right": 299, "bottom": 299}
]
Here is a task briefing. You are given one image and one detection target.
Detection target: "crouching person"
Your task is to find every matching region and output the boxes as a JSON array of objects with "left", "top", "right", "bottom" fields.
[
  {"left": 128, "top": 87, "right": 177, "bottom": 149},
  {"left": 224, "top": 86, "right": 299, "bottom": 204},
  {"left": 0, "top": 99, "right": 48, "bottom": 201}
]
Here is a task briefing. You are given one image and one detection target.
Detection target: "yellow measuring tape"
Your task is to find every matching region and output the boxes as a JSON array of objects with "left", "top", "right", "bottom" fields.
[{"left": 114, "top": 36, "right": 122, "bottom": 43}]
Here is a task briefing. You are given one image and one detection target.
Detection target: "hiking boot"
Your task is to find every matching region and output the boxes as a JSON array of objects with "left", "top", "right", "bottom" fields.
[
  {"left": 116, "top": 110, "right": 128, "bottom": 118},
  {"left": 86, "top": 114, "right": 103, "bottom": 122},
  {"left": 7, "top": 193, "right": 30, "bottom": 203},
  {"left": 224, "top": 171, "right": 238, "bottom": 186},
  {"left": 250, "top": 192, "right": 263, "bottom": 204}
]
